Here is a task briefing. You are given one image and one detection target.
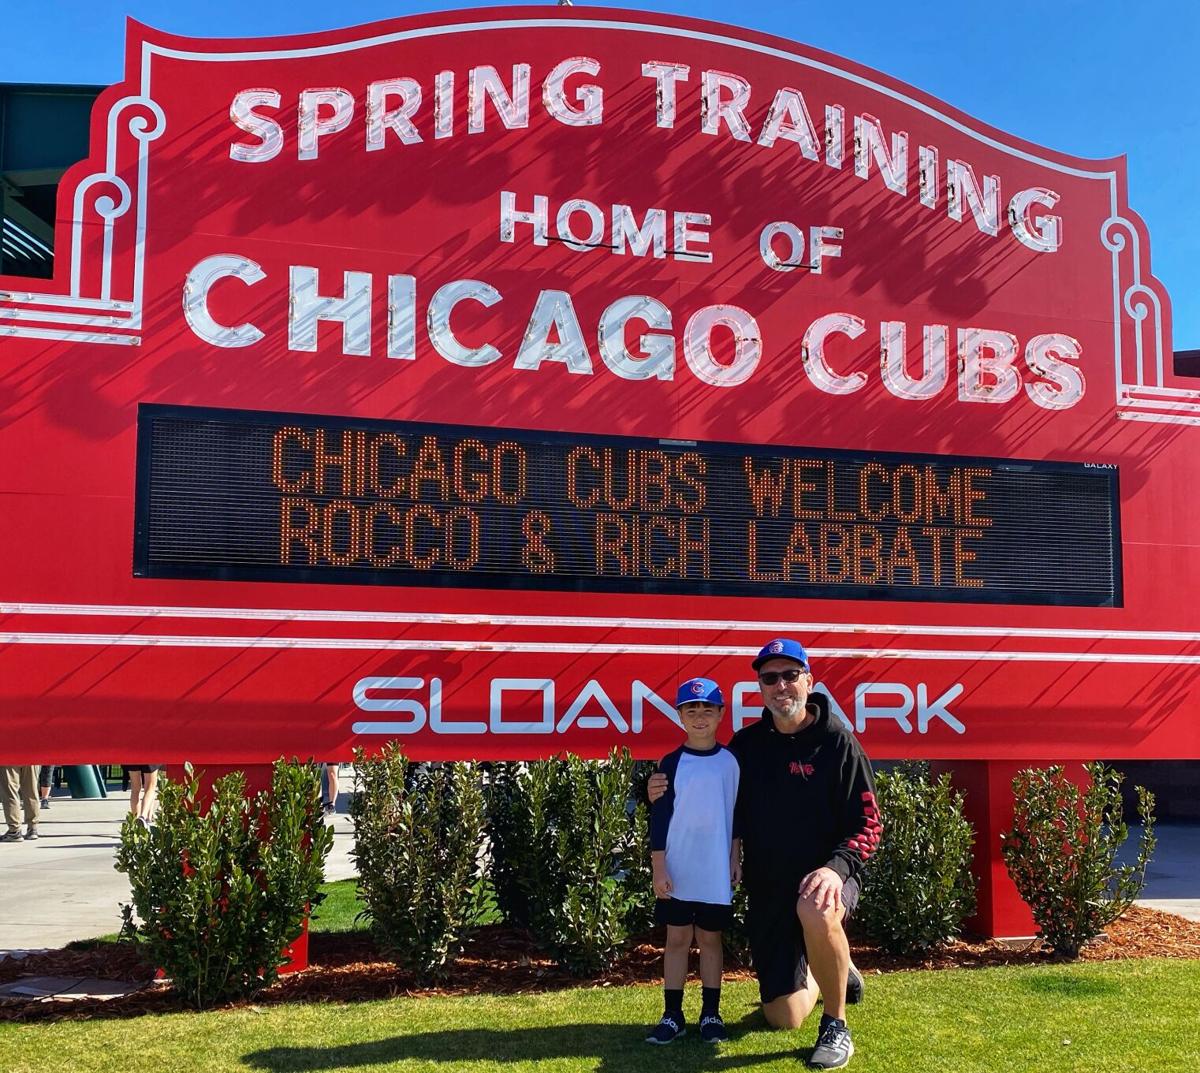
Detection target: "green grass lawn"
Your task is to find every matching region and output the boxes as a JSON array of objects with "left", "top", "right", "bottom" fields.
[
  {"left": 2, "top": 959, "right": 1196, "bottom": 1072},
  {"left": 72, "top": 878, "right": 369, "bottom": 947},
  {"left": 308, "top": 878, "right": 502, "bottom": 933},
  {"left": 309, "top": 878, "right": 368, "bottom": 934},
  {"left": 77, "top": 878, "right": 478, "bottom": 941}
]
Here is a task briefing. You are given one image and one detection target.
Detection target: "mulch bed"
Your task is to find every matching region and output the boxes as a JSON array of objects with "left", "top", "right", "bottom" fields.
[{"left": 3, "top": 906, "right": 1198, "bottom": 1023}]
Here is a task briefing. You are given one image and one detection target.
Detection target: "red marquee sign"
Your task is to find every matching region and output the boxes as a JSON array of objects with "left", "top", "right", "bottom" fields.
[{"left": 1, "top": 6, "right": 1196, "bottom": 763}]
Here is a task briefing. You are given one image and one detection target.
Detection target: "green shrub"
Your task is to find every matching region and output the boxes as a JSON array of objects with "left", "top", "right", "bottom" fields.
[
  {"left": 115, "top": 759, "right": 332, "bottom": 1009},
  {"left": 485, "top": 762, "right": 534, "bottom": 929},
  {"left": 723, "top": 883, "right": 753, "bottom": 960},
  {"left": 1001, "top": 762, "right": 1156, "bottom": 957},
  {"left": 620, "top": 761, "right": 657, "bottom": 937},
  {"left": 350, "top": 745, "right": 492, "bottom": 981},
  {"left": 858, "top": 762, "right": 976, "bottom": 955},
  {"left": 491, "top": 750, "right": 641, "bottom": 975}
]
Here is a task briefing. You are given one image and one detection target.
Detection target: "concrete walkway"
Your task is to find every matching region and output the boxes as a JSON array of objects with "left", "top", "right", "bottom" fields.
[
  {"left": 1, "top": 796, "right": 1196, "bottom": 954},
  {"left": 0, "top": 786, "right": 358, "bottom": 954}
]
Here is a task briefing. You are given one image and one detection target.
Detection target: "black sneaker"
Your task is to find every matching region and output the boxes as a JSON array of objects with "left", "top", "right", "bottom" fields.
[
  {"left": 846, "top": 963, "right": 865, "bottom": 1005},
  {"left": 645, "top": 1014, "right": 686, "bottom": 1044},
  {"left": 699, "top": 1013, "right": 729, "bottom": 1043},
  {"left": 809, "top": 1018, "right": 854, "bottom": 1069}
]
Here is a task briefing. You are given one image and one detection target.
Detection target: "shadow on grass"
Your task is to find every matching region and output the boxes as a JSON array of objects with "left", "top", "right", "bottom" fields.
[
  {"left": 243, "top": 1020, "right": 799, "bottom": 1073},
  {"left": 1019, "top": 973, "right": 1123, "bottom": 998}
]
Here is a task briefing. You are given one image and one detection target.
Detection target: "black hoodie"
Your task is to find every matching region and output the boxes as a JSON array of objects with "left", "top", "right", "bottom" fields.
[{"left": 730, "top": 691, "right": 881, "bottom": 892}]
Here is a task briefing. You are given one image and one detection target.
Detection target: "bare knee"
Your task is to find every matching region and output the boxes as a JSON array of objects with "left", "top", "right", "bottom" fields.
[
  {"left": 762, "top": 987, "right": 817, "bottom": 1030},
  {"left": 664, "top": 925, "right": 693, "bottom": 953},
  {"left": 763, "top": 1004, "right": 806, "bottom": 1031},
  {"left": 694, "top": 927, "right": 722, "bottom": 953},
  {"left": 796, "top": 893, "right": 846, "bottom": 935}
]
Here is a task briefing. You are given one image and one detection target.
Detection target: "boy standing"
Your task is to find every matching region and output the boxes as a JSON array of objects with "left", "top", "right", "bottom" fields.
[{"left": 646, "top": 677, "right": 741, "bottom": 1045}]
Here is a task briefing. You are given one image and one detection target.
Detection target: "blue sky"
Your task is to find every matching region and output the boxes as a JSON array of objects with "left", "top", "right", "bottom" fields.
[{"left": 4, "top": 1, "right": 1197, "bottom": 348}]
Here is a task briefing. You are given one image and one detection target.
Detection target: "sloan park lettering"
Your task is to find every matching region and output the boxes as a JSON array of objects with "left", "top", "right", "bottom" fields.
[
  {"left": 349, "top": 675, "right": 967, "bottom": 737},
  {"left": 177, "top": 56, "right": 1087, "bottom": 411},
  {"left": 136, "top": 407, "right": 1120, "bottom": 606}
]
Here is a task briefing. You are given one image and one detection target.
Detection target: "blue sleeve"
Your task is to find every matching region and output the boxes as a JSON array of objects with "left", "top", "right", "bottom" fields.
[{"left": 650, "top": 749, "right": 682, "bottom": 852}]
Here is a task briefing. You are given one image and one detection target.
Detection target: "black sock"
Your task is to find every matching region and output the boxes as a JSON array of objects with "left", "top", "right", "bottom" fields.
[
  {"left": 820, "top": 1013, "right": 846, "bottom": 1030},
  {"left": 701, "top": 986, "right": 721, "bottom": 1017},
  {"left": 664, "top": 988, "right": 684, "bottom": 1019}
]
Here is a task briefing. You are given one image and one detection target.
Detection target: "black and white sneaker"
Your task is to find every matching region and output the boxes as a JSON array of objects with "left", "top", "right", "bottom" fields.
[
  {"left": 846, "top": 963, "right": 865, "bottom": 1005},
  {"left": 645, "top": 1014, "right": 686, "bottom": 1044},
  {"left": 808, "top": 1018, "right": 854, "bottom": 1069},
  {"left": 699, "top": 1013, "right": 729, "bottom": 1043}
]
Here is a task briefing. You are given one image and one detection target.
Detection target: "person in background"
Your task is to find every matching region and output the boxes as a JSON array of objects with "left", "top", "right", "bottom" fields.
[
  {"left": 126, "top": 765, "right": 162, "bottom": 827},
  {"left": 38, "top": 765, "right": 57, "bottom": 810},
  {"left": 322, "top": 762, "right": 339, "bottom": 815},
  {"left": 1, "top": 765, "right": 41, "bottom": 841}
]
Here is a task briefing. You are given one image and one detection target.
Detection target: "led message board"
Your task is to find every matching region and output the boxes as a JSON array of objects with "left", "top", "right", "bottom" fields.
[
  {"left": 0, "top": 8, "right": 1195, "bottom": 764},
  {"left": 136, "top": 405, "right": 1120, "bottom": 606}
]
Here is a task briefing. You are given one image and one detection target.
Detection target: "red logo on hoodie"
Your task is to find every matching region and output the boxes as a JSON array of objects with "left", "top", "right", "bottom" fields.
[{"left": 789, "top": 761, "right": 815, "bottom": 776}]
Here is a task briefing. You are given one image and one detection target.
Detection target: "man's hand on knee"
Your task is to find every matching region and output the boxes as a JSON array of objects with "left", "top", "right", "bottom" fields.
[{"left": 798, "top": 867, "right": 844, "bottom": 915}]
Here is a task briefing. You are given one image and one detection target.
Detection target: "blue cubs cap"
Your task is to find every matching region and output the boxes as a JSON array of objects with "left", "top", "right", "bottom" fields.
[
  {"left": 675, "top": 677, "right": 724, "bottom": 707},
  {"left": 752, "top": 638, "right": 810, "bottom": 671}
]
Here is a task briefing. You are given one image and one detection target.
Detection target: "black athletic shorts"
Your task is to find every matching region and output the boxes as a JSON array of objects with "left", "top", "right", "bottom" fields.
[
  {"left": 654, "top": 897, "right": 734, "bottom": 932},
  {"left": 746, "top": 876, "right": 860, "bottom": 1004}
]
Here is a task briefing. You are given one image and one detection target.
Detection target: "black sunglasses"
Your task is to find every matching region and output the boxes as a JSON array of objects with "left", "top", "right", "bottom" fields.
[{"left": 758, "top": 668, "right": 807, "bottom": 686}]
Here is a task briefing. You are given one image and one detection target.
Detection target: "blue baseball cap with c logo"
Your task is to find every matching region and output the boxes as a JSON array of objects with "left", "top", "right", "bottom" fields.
[
  {"left": 752, "top": 638, "right": 810, "bottom": 671},
  {"left": 675, "top": 677, "right": 724, "bottom": 707}
]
